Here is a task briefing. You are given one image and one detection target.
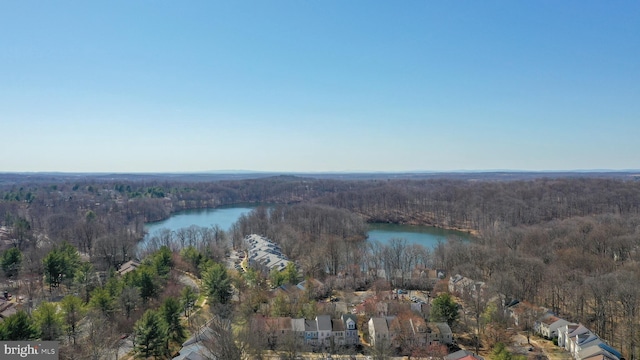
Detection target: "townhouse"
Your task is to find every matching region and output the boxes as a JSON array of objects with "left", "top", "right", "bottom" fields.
[
  {"left": 245, "top": 234, "right": 290, "bottom": 272},
  {"left": 252, "top": 314, "right": 360, "bottom": 349},
  {"left": 546, "top": 318, "right": 622, "bottom": 360},
  {"left": 534, "top": 314, "right": 572, "bottom": 339},
  {"left": 368, "top": 315, "right": 453, "bottom": 348}
]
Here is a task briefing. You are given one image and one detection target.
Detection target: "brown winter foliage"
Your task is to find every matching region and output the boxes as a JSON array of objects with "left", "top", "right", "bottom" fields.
[{"left": 1, "top": 174, "right": 640, "bottom": 358}]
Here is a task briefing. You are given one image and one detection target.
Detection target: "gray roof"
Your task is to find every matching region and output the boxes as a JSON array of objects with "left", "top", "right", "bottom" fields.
[
  {"left": 341, "top": 314, "right": 357, "bottom": 326},
  {"left": 305, "top": 319, "right": 317, "bottom": 332},
  {"left": 577, "top": 333, "right": 602, "bottom": 348},
  {"left": 297, "top": 278, "right": 324, "bottom": 291},
  {"left": 435, "top": 322, "right": 453, "bottom": 336},
  {"left": 172, "top": 343, "right": 213, "bottom": 360},
  {"left": 182, "top": 326, "right": 214, "bottom": 347},
  {"left": 317, "top": 315, "right": 332, "bottom": 331},
  {"left": 370, "top": 317, "right": 389, "bottom": 336},
  {"left": 173, "top": 325, "right": 216, "bottom": 360},
  {"left": 578, "top": 345, "right": 618, "bottom": 360},
  {"left": 568, "top": 324, "right": 590, "bottom": 338},
  {"left": 245, "top": 234, "right": 290, "bottom": 271},
  {"left": 291, "top": 318, "right": 306, "bottom": 332}
]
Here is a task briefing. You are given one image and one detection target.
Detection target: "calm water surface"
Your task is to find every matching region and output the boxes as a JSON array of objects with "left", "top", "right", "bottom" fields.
[
  {"left": 143, "top": 205, "right": 471, "bottom": 249},
  {"left": 367, "top": 223, "right": 471, "bottom": 248},
  {"left": 144, "top": 205, "right": 257, "bottom": 239}
]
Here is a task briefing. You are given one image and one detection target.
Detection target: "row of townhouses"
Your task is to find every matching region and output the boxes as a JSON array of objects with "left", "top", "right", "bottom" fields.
[
  {"left": 368, "top": 315, "right": 453, "bottom": 348},
  {"left": 448, "top": 274, "right": 485, "bottom": 298},
  {"left": 505, "top": 301, "right": 624, "bottom": 360},
  {"left": 451, "top": 273, "right": 623, "bottom": 360},
  {"left": 251, "top": 314, "right": 360, "bottom": 348},
  {"left": 245, "top": 234, "right": 291, "bottom": 272},
  {"left": 174, "top": 312, "right": 454, "bottom": 359},
  {"left": 557, "top": 323, "right": 623, "bottom": 360}
]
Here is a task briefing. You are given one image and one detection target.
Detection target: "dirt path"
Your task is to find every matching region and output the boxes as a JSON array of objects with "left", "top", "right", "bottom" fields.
[{"left": 529, "top": 337, "right": 572, "bottom": 360}]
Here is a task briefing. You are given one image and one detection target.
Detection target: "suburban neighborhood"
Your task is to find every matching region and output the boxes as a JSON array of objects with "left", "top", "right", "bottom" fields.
[{"left": 171, "top": 234, "right": 626, "bottom": 360}]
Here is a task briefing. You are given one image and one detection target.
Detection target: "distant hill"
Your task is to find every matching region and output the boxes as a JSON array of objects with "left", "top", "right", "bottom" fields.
[{"left": 0, "top": 170, "right": 639, "bottom": 185}]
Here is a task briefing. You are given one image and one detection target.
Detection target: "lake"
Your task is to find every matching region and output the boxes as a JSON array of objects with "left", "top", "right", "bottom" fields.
[
  {"left": 144, "top": 205, "right": 257, "bottom": 235},
  {"left": 367, "top": 223, "right": 471, "bottom": 248},
  {"left": 143, "top": 205, "right": 471, "bottom": 250}
]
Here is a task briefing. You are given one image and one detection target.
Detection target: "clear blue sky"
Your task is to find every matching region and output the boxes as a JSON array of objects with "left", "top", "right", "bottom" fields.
[{"left": 1, "top": 1, "right": 639, "bottom": 173}]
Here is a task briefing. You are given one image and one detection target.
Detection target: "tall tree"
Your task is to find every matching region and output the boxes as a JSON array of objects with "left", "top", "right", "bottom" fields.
[
  {"left": 82, "top": 311, "right": 118, "bottom": 360},
  {"left": 180, "top": 245, "right": 204, "bottom": 275},
  {"left": 181, "top": 285, "right": 198, "bottom": 319},
  {"left": 0, "top": 247, "right": 22, "bottom": 278},
  {"left": 89, "top": 287, "right": 114, "bottom": 318},
  {"left": 202, "top": 262, "right": 231, "bottom": 305},
  {"left": 33, "top": 302, "right": 63, "bottom": 340},
  {"left": 269, "top": 267, "right": 285, "bottom": 287},
  {"left": 11, "top": 217, "right": 31, "bottom": 250},
  {"left": 283, "top": 262, "right": 299, "bottom": 285},
  {"left": 161, "top": 297, "right": 186, "bottom": 345},
  {"left": 617, "top": 271, "right": 640, "bottom": 360},
  {"left": 60, "top": 295, "right": 85, "bottom": 345},
  {"left": 200, "top": 316, "right": 242, "bottom": 360},
  {"left": 430, "top": 293, "right": 459, "bottom": 326},
  {"left": 136, "top": 267, "right": 159, "bottom": 303},
  {"left": 0, "top": 310, "right": 39, "bottom": 340},
  {"left": 74, "top": 261, "right": 96, "bottom": 303},
  {"left": 77, "top": 210, "right": 100, "bottom": 256},
  {"left": 119, "top": 286, "right": 141, "bottom": 320},
  {"left": 133, "top": 309, "right": 168, "bottom": 359},
  {"left": 42, "top": 242, "right": 81, "bottom": 291},
  {"left": 152, "top": 246, "right": 173, "bottom": 277},
  {"left": 42, "top": 249, "right": 65, "bottom": 291}
]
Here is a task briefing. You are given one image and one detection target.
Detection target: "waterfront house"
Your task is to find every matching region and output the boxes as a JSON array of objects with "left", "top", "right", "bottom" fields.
[{"left": 117, "top": 260, "right": 140, "bottom": 276}]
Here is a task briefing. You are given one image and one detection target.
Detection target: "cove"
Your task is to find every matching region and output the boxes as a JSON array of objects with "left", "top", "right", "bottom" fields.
[
  {"left": 366, "top": 223, "right": 470, "bottom": 249},
  {"left": 144, "top": 204, "right": 258, "bottom": 236},
  {"left": 142, "top": 205, "right": 472, "bottom": 250}
]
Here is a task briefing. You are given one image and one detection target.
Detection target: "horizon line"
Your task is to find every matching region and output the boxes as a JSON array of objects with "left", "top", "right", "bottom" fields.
[{"left": 2, "top": 169, "right": 640, "bottom": 175}]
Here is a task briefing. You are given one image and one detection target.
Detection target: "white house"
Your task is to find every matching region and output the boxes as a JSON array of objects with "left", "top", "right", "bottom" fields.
[
  {"left": 571, "top": 333, "right": 603, "bottom": 359},
  {"left": 577, "top": 343, "right": 621, "bottom": 360},
  {"left": 535, "top": 315, "right": 572, "bottom": 339}
]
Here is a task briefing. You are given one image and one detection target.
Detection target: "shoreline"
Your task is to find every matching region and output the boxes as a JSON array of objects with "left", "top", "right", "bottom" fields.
[
  {"left": 367, "top": 220, "right": 480, "bottom": 237},
  {"left": 144, "top": 202, "right": 482, "bottom": 239}
]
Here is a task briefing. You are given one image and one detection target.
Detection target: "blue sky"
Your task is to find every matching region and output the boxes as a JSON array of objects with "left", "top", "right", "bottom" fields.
[{"left": 1, "top": 1, "right": 639, "bottom": 173}]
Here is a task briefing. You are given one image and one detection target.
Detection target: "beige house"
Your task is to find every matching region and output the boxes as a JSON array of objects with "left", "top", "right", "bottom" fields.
[{"left": 368, "top": 317, "right": 391, "bottom": 346}]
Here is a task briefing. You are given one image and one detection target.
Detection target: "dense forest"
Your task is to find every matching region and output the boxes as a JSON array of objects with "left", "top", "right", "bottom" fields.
[{"left": 1, "top": 174, "right": 640, "bottom": 359}]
